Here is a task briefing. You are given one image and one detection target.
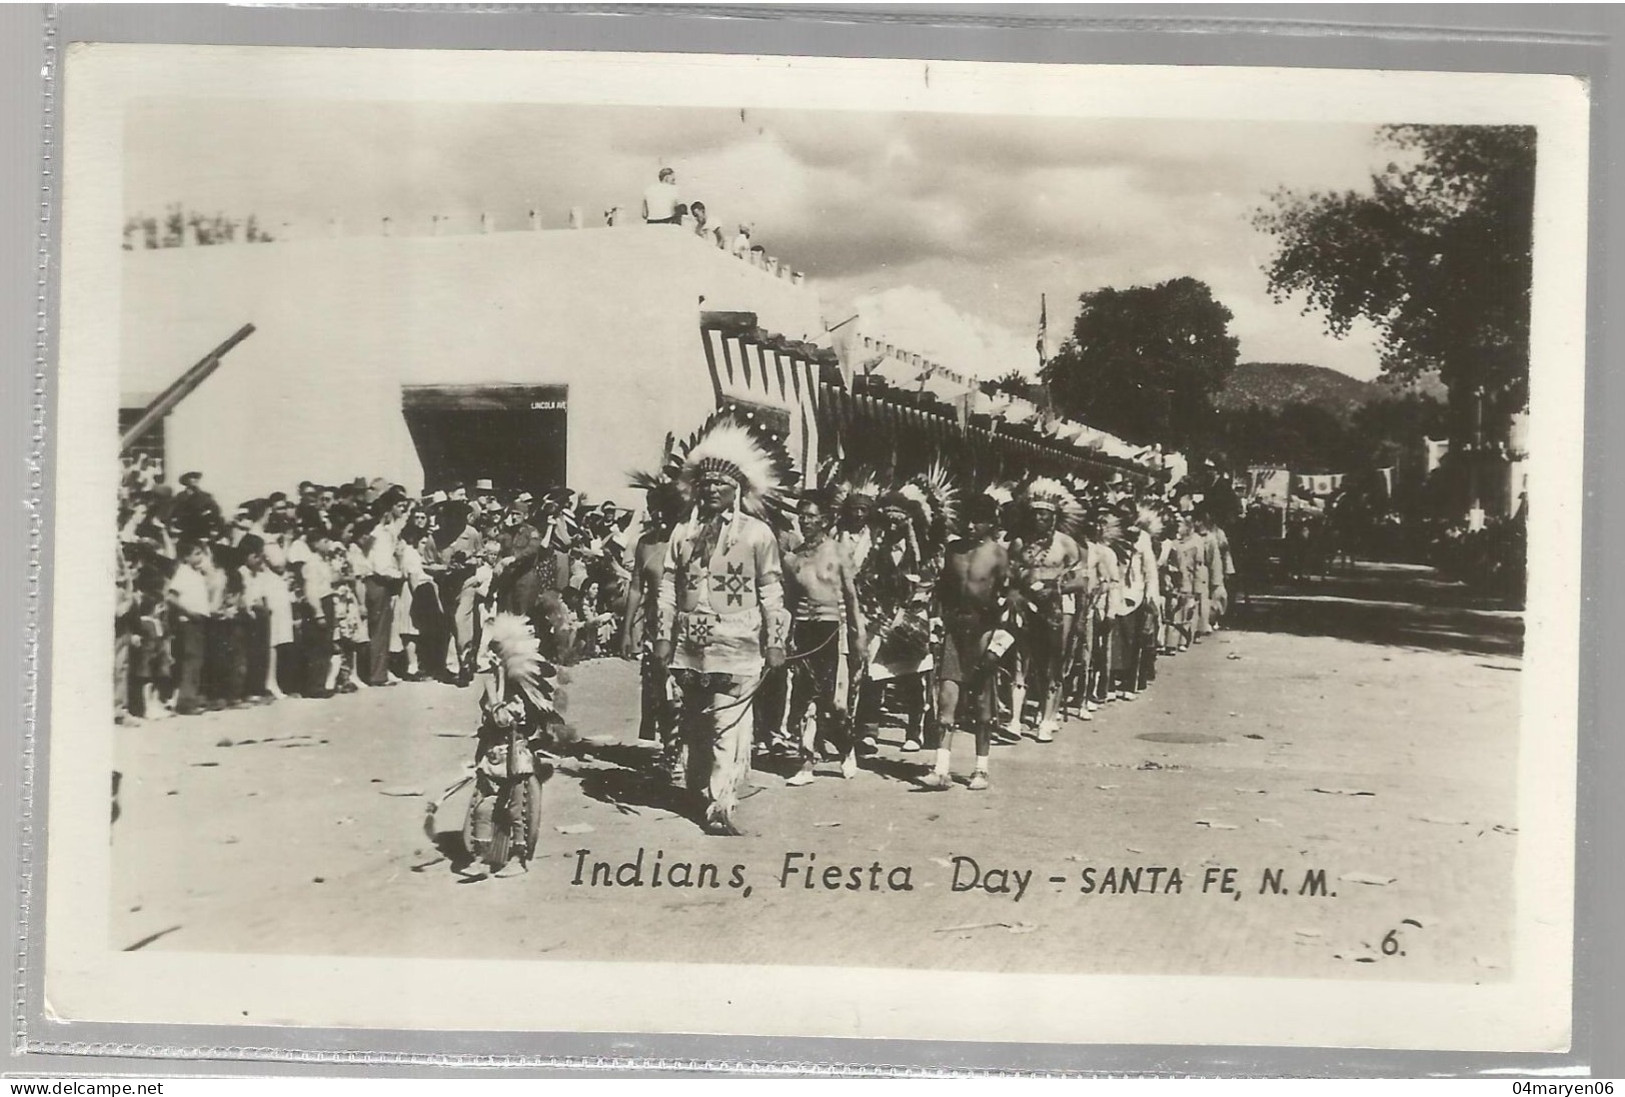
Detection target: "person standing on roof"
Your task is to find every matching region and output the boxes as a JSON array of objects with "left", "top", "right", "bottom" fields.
[{"left": 642, "top": 167, "right": 681, "bottom": 225}]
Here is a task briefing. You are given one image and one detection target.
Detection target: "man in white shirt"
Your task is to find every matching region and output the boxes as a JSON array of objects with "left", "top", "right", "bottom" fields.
[
  {"left": 165, "top": 540, "right": 217, "bottom": 715},
  {"left": 642, "top": 167, "right": 680, "bottom": 225},
  {"left": 363, "top": 488, "right": 408, "bottom": 685}
]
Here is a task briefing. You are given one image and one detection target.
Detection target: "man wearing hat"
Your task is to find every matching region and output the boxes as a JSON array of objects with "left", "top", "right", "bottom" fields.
[{"left": 169, "top": 470, "right": 222, "bottom": 543}]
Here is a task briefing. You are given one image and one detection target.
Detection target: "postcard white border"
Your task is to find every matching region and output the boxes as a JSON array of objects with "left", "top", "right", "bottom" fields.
[{"left": 45, "top": 45, "right": 1588, "bottom": 1051}]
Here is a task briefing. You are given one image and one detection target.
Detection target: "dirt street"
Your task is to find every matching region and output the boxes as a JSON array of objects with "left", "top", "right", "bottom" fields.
[{"left": 111, "top": 562, "right": 1522, "bottom": 982}]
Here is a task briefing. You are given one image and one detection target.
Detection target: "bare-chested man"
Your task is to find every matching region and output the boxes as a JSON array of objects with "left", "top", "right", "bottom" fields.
[
  {"left": 1008, "top": 480, "right": 1085, "bottom": 744},
  {"left": 781, "top": 490, "right": 867, "bottom": 786},
  {"left": 620, "top": 480, "right": 686, "bottom": 774},
  {"left": 920, "top": 494, "right": 1009, "bottom": 791}
]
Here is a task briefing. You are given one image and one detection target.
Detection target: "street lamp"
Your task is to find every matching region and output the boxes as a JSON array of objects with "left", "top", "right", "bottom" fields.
[{"left": 1468, "top": 385, "right": 1485, "bottom": 530}]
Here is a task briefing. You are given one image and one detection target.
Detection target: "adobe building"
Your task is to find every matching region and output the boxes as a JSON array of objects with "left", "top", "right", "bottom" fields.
[{"left": 121, "top": 221, "right": 1158, "bottom": 509}]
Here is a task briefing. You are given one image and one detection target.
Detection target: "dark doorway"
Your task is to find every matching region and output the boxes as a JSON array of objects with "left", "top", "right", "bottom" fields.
[
  {"left": 402, "top": 384, "right": 568, "bottom": 496},
  {"left": 119, "top": 405, "right": 166, "bottom": 466}
]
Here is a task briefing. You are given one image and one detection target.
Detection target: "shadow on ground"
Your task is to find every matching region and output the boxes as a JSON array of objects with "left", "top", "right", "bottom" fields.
[{"left": 1231, "top": 562, "right": 1524, "bottom": 658}]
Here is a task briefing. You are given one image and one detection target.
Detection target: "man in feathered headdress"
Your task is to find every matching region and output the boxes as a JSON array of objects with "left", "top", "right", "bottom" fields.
[
  {"left": 852, "top": 465, "right": 957, "bottom": 755},
  {"left": 455, "top": 613, "right": 565, "bottom": 876},
  {"left": 1007, "top": 477, "right": 1086, "bottom": 743},
  {"left": 652, "top": 412, "right": 794, "bottom": 835},
  {"left": 834, "top": 469, "right": 882, "bottom": 574}
]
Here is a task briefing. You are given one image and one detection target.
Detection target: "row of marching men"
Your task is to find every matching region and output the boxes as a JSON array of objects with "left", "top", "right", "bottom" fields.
[{"left": 608, "top": 409, "right": 1235, "bottom": 835}]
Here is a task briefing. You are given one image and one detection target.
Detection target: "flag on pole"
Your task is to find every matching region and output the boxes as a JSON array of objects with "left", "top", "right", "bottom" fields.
[
  {"left": 826, "top": 313, "right": 868, "bottom": 390},
  {"left": 1248, "top": 466, "right": 1291, "bottom": 507},
  {"left": 1036, "top": 293, "right": 1048, "bottom": 369}
]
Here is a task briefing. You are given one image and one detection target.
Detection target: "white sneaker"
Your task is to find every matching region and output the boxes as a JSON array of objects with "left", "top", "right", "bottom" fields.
[
  {"left": 840, "top": 754, "right": 859, "bottom": 780},
  {"left": 786, "top": 767, "right": 815, "bottom": 788},
  {"left": 1035, "top": 722, "right": 1056, "bottom": 743},
  {"left": 967, "top": 771, "right": 989, "bottom": 791}
]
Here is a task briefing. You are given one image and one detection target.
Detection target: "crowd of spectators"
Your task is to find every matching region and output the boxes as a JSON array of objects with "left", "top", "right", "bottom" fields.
[
  {"left": 114, "top": 459, "right": 631, "bottom": 723},
  {"left": 1427, "top": 505, "right": 1529, "bottom": 604}
]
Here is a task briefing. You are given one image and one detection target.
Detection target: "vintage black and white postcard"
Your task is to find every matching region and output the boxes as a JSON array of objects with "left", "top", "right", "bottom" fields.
[{"left": 44, "top": 44, "right": 1587, "bottom": 1051}]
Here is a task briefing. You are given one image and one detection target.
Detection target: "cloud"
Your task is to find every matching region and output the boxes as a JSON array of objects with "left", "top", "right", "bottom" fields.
[
  {"left": 126, "top": 101, "right": 1396, "bottom": 378},
  {"left": 848, "top": 284, "right": 1039, "bottom": 380}
]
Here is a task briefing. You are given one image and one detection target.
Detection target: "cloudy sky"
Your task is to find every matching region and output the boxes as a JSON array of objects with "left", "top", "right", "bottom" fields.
[{"left": 126, "top": 99, "right": 1393, "bottom": 380}]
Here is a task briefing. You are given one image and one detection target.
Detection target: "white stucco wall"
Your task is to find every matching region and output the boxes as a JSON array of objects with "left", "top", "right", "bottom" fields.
[{"left": 120, "top": 226, "right": 828, "bottom": 507}]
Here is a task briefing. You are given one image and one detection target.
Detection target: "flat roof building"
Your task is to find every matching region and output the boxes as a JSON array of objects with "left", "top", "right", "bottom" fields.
[
  {"left": 121, "top": 220, "right": 1160, "bottom": 509},
  {"left": 121, "top": 224, "right": 825, "bottom": 507}
]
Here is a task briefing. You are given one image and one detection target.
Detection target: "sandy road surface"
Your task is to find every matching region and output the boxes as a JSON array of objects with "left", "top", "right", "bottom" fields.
[{"left": 111, "top": 563, "right": 1522, "bottom": 982}]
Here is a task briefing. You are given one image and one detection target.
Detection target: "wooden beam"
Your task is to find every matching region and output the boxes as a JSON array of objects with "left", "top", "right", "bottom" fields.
[{"left": 120, "top": 323, "right": 255, "bottom": 454}]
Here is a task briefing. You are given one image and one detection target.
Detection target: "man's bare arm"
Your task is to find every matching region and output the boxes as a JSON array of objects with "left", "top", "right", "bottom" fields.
[
  {"left": 840, "top": 555, "right": 867, "bottom": 654},
  {"left": 1058, "top": 537, "right": 1089, "bottom": 594},
  {"left": 620, "top": 545, "right": 645, "bottom": 657}
]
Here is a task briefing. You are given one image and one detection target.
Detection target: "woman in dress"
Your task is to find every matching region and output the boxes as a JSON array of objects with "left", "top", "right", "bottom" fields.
[
  {"left": 253, "top": 514, "right": 298, "bottom": 698},
  {"left": 393, "top": 509, "right": 436, "bottom": 679}
]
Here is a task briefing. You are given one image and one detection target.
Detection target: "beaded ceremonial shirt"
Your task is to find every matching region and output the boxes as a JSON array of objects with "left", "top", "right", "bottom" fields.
[{"left": 657, "top": 509, "right": 789, "bottom": 678}]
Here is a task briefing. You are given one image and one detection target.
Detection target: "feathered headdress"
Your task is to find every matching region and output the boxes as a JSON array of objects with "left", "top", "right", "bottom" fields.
[
  {"left": 1135, "top": 503, "right": 1165, "bottom": 540},
  {"left": 891, "top": 483, "right": 932, "bottom": 540},
  {"left": 819, "top": 459, "right": 884, "bottom": 513},
  {"left": 900, "top": 462, "right": 960, "bottom": 555},
  {"left": 630, "top": 432, "right": 683, "bottom": 495},
  {"left": 1094, "top": 509, "right": 1128, "bottom": 553},
  {"left": 673, "top": 409, "right": 798, "bottom": 530},
  {"left": 481, "top": 613, "right": 561, "bottom": 717},
  {"left": 1023, "top": 476, "right": 1087, "bottom": 538},
  {"left": 628, "top": 433, "right": 692, "bottom": 536}
]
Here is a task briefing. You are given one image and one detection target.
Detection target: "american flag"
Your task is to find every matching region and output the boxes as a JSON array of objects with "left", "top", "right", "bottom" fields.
[{"left": 1036, "top": 293, "right": 1047, "bottom": 368}]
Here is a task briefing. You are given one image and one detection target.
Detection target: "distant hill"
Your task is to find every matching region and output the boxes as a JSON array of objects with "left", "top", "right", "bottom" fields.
[{"left": 1216, "top": 362, "right": 1443, "bottom": 419}]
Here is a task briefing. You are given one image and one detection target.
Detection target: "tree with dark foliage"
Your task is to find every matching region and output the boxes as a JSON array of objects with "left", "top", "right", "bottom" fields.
[
  {"left": 984, "top": 369, "right": 1042, "bottom": 403},
  {"left": 1253, "top": 124, "right": 1535, "bottom": 433},
  {"left": 1040, "top": 276, "right": 1239, "bottom": 447}
]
